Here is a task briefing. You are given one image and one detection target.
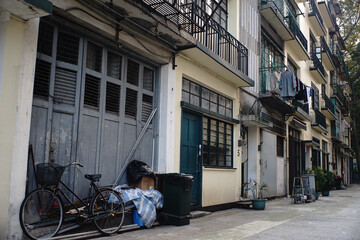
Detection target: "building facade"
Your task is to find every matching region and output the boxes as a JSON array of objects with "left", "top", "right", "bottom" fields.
[{"left": 0, "top": 0, "right": 353, "bottom": 239}]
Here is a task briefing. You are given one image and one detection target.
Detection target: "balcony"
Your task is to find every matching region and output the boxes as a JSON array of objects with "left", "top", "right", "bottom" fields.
[
  {"left": 339, "top": 62, "right": 350, "bottom": 81},
  {"left": 331, "top": 84, "right": 347, "bottom": 109},
  {"left": 308, "top": 0, "right": 326, "bottom": 36},
  {"left": 331, "top": 42, "right": 342, "bottom": 67},
  {"left": 310, "top": 52, "right": 326, "bottom": 84},
  {"left": 312, "top": 109, "right": 328, "bottom": 133},
  {"left": 321, "top": 37, "right": 335, "bottom": 70},
  {"left": 260, "top": 0, "right": 309, "bottom": 60},
  {"left": 321, "top": 94, "right": 336, "bottom": 120},
  {"left": 259, "top": 68, "right": 311, "bottom": 120},
  {"left": 318, "top": 1, "right": 334, "bottom": 28},
  {"left": 292, "top": 100, "right": 312, "bottom": 121},
  {"left": 331, "top": 120, "right": 341, "bottom": 142},
  {"left": 142, "top": 1, "right": 253, "bottom": 87}
]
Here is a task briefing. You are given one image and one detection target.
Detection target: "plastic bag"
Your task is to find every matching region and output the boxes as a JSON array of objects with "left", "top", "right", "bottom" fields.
[{"left": 126, "top": 160, "right": 155, "bottom": 184}]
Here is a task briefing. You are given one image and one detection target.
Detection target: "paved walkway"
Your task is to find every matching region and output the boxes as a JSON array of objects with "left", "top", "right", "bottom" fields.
[{"left": 98, "top": 184, "right": 360, "bottom": 240}]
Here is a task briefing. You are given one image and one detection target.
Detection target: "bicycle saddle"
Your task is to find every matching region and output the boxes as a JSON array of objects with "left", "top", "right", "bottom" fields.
[{"left": 85, "top": 174, "right": 102, "bottom": 182}]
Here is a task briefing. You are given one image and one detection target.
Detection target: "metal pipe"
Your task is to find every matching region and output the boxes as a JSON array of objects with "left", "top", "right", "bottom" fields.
[{"left": 113, "top": 108, "right": 158, "bottom": 186}]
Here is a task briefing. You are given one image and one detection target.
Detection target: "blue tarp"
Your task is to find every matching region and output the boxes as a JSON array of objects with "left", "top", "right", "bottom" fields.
[{"left": 114, "top": 186, "right": 163, "bottom": 228}]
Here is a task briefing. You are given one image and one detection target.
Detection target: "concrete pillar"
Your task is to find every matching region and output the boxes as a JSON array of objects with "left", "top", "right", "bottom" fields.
[
  {"left": 157, "top": 64, "right": 176, "bottom": 173},
  {"left": 247, "top": 126, "right": 260, "bottom": 198},
  {"left": 0, "top": 16, "right": 39, "bottom": 239}
]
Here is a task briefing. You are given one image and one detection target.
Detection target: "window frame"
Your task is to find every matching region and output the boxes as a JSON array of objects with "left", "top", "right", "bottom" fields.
[{"left": 202, "top": 116, "right": 233, "bottom": 168}]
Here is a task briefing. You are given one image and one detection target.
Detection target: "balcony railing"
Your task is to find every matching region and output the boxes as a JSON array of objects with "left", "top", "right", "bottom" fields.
[
  {"left": 293, "top": 100, "right": 309, "bottom": 114},
  {"left": 331, "top": 120, "right": 341, "bottom": 140},
  {"left": 311, "top": 52, "right": 325, "bottom": 76},
  {"left": 321, "top": 37, "right": 331, "bottom": 57},
  {"left": 309, "top": 0, "right": 324, "bottom": 26},
  {"left": 184, "top": 3, "right": 248, "bottom": 75},
  {"left": 261, "top": 0, "right": 307, "bottom": 51},
  {"left": 314, "top": 109, "right": 327, "bottom": 129},
  {"left": 288, "top": 11, "right": 308, "bottom": 51},
  {"left": 332, "top": 84, "right": 346, "bottom": 104},
  {"left": 332, "top": 42, "right": 343, "bottom": 63},
  {"left": 323, "top": 94, "right": 335, "bottom": 115},
  {"left": 142, "top": 1, "right": 248, "bottom": 75}
]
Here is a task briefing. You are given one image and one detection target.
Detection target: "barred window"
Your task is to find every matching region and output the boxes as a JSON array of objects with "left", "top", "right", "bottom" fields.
[
  {"left": 182, "top": 78, "right": 233, "bottom": 118},
  {"left": 203, "top": 117, "right": 233, "bottom": 167}
]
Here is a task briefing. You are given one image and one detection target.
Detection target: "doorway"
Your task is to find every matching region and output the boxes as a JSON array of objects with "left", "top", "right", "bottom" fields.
[{"left": 180, "top": 111, "right": 202, "bottom": 206}]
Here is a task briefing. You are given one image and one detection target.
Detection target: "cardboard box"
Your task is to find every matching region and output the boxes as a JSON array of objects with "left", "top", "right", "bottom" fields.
[{"left": 131, "top": 176, "right": 155, "bottom": 190}]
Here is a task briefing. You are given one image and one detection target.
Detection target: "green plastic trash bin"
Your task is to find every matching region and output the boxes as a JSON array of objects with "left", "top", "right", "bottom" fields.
[{"left": 159, "top": 173, "right": 194, "bottom": 226}]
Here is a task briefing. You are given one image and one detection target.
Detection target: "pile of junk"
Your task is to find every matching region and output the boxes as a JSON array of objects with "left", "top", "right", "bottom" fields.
[{"left": 117, "top": 160, "right": 194, "bottom": 228}]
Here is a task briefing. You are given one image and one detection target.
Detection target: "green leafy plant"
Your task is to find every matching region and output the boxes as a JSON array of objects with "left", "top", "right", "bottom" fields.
[
  {"left": 313, "top": 168, "right": 335, "bottom": 192},
  {"left": 244, "top": 179, "right": 268, "bottom": 199}
]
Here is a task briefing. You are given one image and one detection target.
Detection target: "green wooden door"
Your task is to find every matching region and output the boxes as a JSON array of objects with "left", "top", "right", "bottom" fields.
[{"left": 180, "top": 111, "right": 202, "bottom": 206}]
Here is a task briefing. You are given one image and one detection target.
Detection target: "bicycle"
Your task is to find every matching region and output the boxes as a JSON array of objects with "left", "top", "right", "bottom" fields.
[{"left": 19, "top": 162, "right": 125, "bottom": 240}]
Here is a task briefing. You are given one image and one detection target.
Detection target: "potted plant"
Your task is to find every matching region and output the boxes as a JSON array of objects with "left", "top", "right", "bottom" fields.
[
  {"left": 245, "top": 179, "right": 268, "bottom": 210},
  {"left": 314, "top": 168, "right": 335, "bottom": 196}
]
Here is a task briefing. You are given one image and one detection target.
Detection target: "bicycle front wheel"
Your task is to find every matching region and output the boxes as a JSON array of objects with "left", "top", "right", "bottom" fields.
[
  {"left": 19, "top": 188, "right": 63, "bottom": 240},
  {"left": 90, "top": 188, "right": 125, "bottom": 235}
]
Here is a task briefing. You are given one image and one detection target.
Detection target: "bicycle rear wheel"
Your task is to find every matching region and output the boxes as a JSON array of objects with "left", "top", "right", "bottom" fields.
[
  {"left": 90, "top": 188, "right": 125, "bottom": 235},
  {"left": 19, "top": 188, "right": 63, "bottom": 240}
]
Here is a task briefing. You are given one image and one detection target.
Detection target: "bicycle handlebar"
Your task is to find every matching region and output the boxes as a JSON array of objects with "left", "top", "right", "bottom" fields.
[{"left": 62, "top": 162, "right": 83, "bottom": 168}]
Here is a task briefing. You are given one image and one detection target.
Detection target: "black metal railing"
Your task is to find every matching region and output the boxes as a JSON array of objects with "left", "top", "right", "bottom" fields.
[
  {"left": 141, "top": 0, "right": 248, "bottom": 75},
  {"left": 323, "top": 94, "right": 335, "bottom": 115},
  {"left": 321, "top": 37, "right": 331, "bottom": 57},
  {"left": 184, "top": 3, "right": 248, "bottom": 75},
  {"left": 287, "top": 11, "right": 308, "bottom": 51},
  {"left": 332, "top": 84, "right": 345, "bottom": 104},
  {"left": 309, "top": 0, "right": 324, "bottom": 26},
  {"left": 260, "top": 0, "right": 307, "bottom": 51},
  {"left": 293, "top": 100, "right": 309, "bottom": 114},
  {"left": 311, "top": 52, "right": 325, "bottom": 76},
  {"left": 314, "top": 109, "right": 327, "bottom": 129}
]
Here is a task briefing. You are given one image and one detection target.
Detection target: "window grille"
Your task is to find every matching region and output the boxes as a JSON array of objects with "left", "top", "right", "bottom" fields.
[
  {"left": 84, "top": 74, "right": 101, "bottom": 109},
  {"left": 106, "top": 82, "right": 120, "bottom": 114},
  {"left": 33, "top": 59, "right": 51, "bottom": 100},
  {"left": 37, "top": 21, "right": 53, "bottom": 56},
  {"left": 86, "top": 42, "right": 102, "bottom": 72},
  {"left": 57, "top": 30, "right": 79, "bottom": 65},
  {"left": 203, "top": 116, "right": 233, "bottom": 167},
  {"left": 125, "top": 88, "right": 138, "bottom": 119},
  {"left": 54, "top": 67, "right": 77, "bottom": 105},
  {"left": 107, "top": 52, "right": 122, "bottom": 80},
  {"left": 142, "top": 94, "right": 153, "bottom": 122},
  {"left": 127, "top": 60, "right": 139, "bottom": 86},
  {"left": 143, "top": 67, "right": 154, "bottom": 91},
  {"left": 182, "top": 78, "right": 233, "bottom": 118}
]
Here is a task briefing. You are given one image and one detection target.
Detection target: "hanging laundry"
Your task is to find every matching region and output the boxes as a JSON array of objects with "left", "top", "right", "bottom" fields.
[
  {"left": 264, "top": 70, "right": 280, "bottom": 94},
  {"left": 279, "top": 69, "right": 296, "bottom": 100},
  {"left": 295, "top": 81, "right": 308, "bottom": 103}
]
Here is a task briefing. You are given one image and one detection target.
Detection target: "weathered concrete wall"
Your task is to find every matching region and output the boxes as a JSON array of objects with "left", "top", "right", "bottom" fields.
[{"left": 0, "top": 16, "right": 39, "bottom": 239}]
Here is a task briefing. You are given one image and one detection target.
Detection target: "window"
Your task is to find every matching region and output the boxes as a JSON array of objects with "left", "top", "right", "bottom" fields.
[
  {"left": 203, "top": 117, "right": 233, "bottom": 167},
  {"left": 312, "top": 83, "right": 319, "bottom": 110},
  {"left": 182, "top": 79, "right": 233, "bottom": 118},
  {"left": 107, "top": 52, "right": 122, "bottom": 80},
  {"left": 277, "top": 136, "right": 284, "bottom": 157}
]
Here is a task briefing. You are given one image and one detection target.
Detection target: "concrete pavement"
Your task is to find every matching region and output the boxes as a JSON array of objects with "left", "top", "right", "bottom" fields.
[{"left": 97, "top": 184, "right": 360, "bottom": 240}]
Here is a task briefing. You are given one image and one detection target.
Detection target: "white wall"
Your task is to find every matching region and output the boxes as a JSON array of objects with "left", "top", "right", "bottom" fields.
[
  {"left": 157, "top": 64, "right": 176, "bottom": 173},
  {"left": 0, "top": 17, "right": 39, "bottom": 239}
]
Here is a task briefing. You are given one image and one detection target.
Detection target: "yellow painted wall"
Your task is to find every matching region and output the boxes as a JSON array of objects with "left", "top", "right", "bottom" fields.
[
  {"left": 283, "top": 1, "right": 333, "bottom": 171},
  {"left": 0, "top": 17, "right": 25, "bottom": 237},
  {"left": 175, "top": 55, "right": 242, "bottom": 206}
]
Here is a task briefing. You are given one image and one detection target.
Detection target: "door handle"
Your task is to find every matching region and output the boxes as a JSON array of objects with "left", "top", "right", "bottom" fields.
[{"left": 198, "top": 144, "right": 202, "bottom": 156}]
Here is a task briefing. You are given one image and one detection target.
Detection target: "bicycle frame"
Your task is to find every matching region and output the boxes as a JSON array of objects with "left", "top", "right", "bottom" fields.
[{"left": 47, "top": 179, "right": 102, "bottom": 216}]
